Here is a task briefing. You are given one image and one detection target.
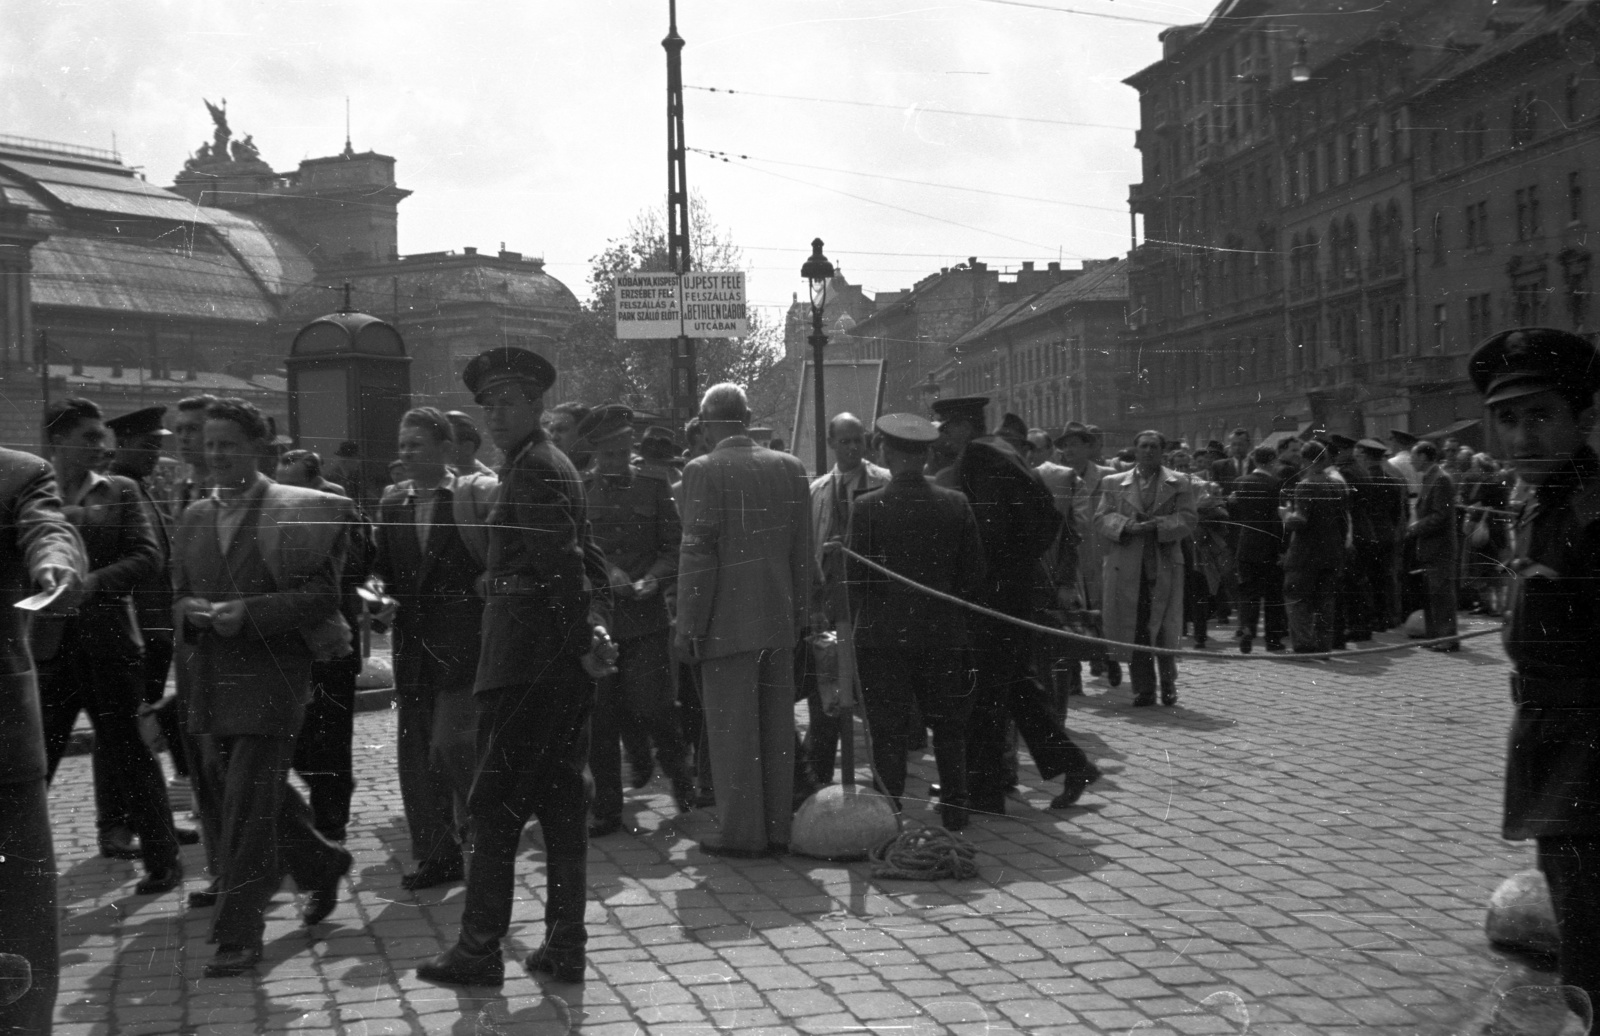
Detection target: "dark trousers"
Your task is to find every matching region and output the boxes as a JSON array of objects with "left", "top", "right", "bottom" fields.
[
  {"left": 0, "top": 778, "right": 56, "bottom": 1036},
  {"left": 460, "top": 663, "right": 592, "bottom": 957},
  {"left": 592, "top": 630, "right": 687, "bottom": 822},
  {"left": 1369, "top": 537, "right": 1402, "bottom": 630},
  {"left": 967, "top": 615, "right": 1098, "bottom": 805},
  {"left": 1538, "top": 836, "right": 1600, "bottom": 1027},
  {"left": 1236, "top": 559, "right": 1288, "bottom": 647},
  {"left": 1184, "top": 567, "right": 1214, "bottom": 643},
  {"left": 858, "top": 646, "right": 970, "bottom": 809},
  {"left": 396, "top": 670, "right": 478, "bottom": 868},
  {"left": 1285, "top": 564, "right": 1341, "bottom": 653},
  {"left": 202, "top": 732, "right": 347, "bottom": 948},
  {"left": 796, "top": 636, "right": 839, "bottom": 786},
  {"left": 141, "top": 633, "right": 186, "bottom": 776},
  {"left": 1422, "top": 561, "right": 1459, "bottom": 643},
  {"left": 292, "top": 655, "right": 360, "bottom": 842},
  {"left": 1334, "top": 547, "right": 1372, "bottom": 644},
  {"left": 1129, "top": 577, "right": 1178, "bottom": 701},
  {"left": 40, "top": 654, "right": 177, "bottom": 868},
  {"left": 677, "top": 661, "right": 712, "bottom": 794}
]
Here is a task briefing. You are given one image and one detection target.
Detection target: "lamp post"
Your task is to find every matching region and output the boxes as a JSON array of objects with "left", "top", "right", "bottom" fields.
[{"left": 801, "top": 238, "right": 835, "bottom": 476}]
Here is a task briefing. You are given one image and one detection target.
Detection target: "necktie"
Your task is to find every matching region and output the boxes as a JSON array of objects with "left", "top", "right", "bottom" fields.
[{"left": 418, "top": 486, "right": 451, "bottom": 552}]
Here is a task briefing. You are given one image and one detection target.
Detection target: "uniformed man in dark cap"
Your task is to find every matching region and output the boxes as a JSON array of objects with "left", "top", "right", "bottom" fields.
[
  {"left": 845, "top": 414, "right": 984, "bottom": 828},
  {"left": 929, "top": 396, "right": 1101, "bottom": 813},
  {"left": 417, "top": 347, "right": 613, "bottom": 988},
  {"left": 573, "top": 404, "right": 690, "bottom": 837},
  {"left": 1473, "top": 327, "right": 1600, "bottom": 1026},
  {"left": 103, "top": 406, "right": 201, "bottom": 853}
]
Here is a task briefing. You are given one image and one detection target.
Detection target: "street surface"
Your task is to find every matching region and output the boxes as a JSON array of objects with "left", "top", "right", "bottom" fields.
[{"left": 45, "top": 616, "right": 1563, "bottom": 1035}]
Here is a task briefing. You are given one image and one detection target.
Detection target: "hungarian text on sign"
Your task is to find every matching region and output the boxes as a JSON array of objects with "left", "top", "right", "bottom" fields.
[
  {"left": 681, "top": 271, "right": 748, "bottom": 338},
  {"left": 614, "top": 272, "right": 684, "bottom": 339}
]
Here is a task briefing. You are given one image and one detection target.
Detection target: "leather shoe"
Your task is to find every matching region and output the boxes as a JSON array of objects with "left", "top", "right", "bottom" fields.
[
  {"left": 587, "top": 816, "right": 622, "bottom": 838},
  {"left": 1160, "top": 686, "right": 1178, "bottom": 706},
  {"left": 939, "top": 802, "right": 969, "bottom": 831},
  {"left": 1050, "top": 771, "right": 1099, "bottom": 809},
  {"left": 1239, "top": 637, "right": 1253, "bottom": 654},
  {"left": 99, "top": 826, "right": 140, "bottom": 860},
  {"left": 135, "top": 859, "right": 183, "bottom": 895},
  {"left": 203, "top": 943, "right": 261, "bottom": 978},
  {"left": 302, "top": 849, "right": 353, "bottom": 926},
  {"left": 175, "top": 825, "right": 201, "bottom": 846},
  {"left": 187, "top": 884, "right": 219, "bottom": 908},
  {"left": 524, "top": 944, "right": 585, "bottom": 983},
  {"left": 1132, "top": 696, "right": 1156, "bottom": 707},
  {"left": 698, "top": 841, "right": 767, "bottom": 859},
  {"left": 1105, "top": 661, "right": 1123, "bottom": 687},
  {"left": 417, "top": 944, "right": 505, "bottom": 987},
  {"left": 401, "top": 859, "right": 464, "bottom": 891},
  {"left": 628, "top": 761, "right": 654, "bottom": 790}
]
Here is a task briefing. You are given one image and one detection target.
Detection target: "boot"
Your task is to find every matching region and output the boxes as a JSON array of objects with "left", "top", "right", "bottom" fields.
[{"left": 528, "top": 858, "right": 587, "bottom": 983}]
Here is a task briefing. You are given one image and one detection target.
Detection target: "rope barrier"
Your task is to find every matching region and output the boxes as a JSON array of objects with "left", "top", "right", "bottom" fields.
[
  {"left": 838, "top": 546, "right": 1503, "bottom": 662},
  {"left": 868, "top": 824, "right": 979, "bottom": 881}
]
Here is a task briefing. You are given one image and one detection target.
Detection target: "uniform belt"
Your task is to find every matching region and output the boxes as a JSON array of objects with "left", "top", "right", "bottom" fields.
[
  {"left": 1510, "top": 673, "right": 1600, "bottom": 709},
  {"left": 487, "top": 574, "right": 548, "bottom": 596}
]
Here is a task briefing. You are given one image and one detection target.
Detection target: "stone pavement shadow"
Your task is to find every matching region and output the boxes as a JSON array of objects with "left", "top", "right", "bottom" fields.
[{"left": 1066, "top": 689, "right": 1235, "bottom": 732}]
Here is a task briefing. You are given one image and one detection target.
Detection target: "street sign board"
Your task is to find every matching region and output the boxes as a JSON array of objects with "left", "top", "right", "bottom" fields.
[
  {"left": 614, "top": 272, "right": 683, "bottom": 339},
  {"left": 681, "top": 271, "right": 747, "bottom": 337},
  {"left": 614, "top": 271, "right": 747, "bottom": 339}
]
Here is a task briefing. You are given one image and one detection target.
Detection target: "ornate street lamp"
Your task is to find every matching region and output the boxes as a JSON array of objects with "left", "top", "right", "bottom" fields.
[{"left": 800, "top": 238, "right": 835, "bottom": 476}]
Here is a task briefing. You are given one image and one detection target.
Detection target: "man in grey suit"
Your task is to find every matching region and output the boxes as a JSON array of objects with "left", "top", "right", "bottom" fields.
[{"left": 676, "top": 383, "right": 811, "bottom": 857}]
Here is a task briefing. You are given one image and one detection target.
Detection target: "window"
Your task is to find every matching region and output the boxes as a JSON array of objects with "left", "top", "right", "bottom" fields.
[
  {"left": 1467, "top": 292, "right": 1494, "bottom": 342},
  {"left": 1567, "top": 73, "right": 1582, "bottom": 126},
  {"left": 1465, "top": 200, "right": 1489, "bottom": 250},
  {"left": 1571, "top": 171, "right": 1585, "bottom": 224},
  {"left": 1514, "top": 272, "right": 1549, "bottom": 324},
  {"left": 1286, "top": 153, "right": 1301, "bottom": 204},
  {"left": 1515, "top": 186, "right": 1542, "bottom": 241},
  {"left": 1512, "top": 90, "right": 1540, "bottom": 147},
  {"left": 1366, "top": 122, "right": 1380, "bottom": 171},
  {"left": 1432, "top": 303, "right": 1447, "bottom": 352},
  {"left": 1462, "top": 111, "right": 1487, "bottom": 162},
  {"left": 1388, "top": 112, "right": 1402, "bottom": 165},
  {"left": 1431, "top": 211, "right": 1445, "bottom": 264},
  {"left": 1345, "top": 131, "right": 1359, "bottom": 181}
]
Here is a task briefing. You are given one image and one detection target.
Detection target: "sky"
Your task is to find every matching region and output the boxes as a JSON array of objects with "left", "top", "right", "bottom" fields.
[{"left": 0, "top": 0, "right": 1221, "bottom": 321}]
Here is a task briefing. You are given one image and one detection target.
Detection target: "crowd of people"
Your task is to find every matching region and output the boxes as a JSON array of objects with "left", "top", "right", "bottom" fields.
[{"left": 3, "top": 324, "right": 1600, "bottom": 1033}]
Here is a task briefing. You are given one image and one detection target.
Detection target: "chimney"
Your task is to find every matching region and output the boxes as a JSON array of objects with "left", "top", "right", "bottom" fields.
[
  {"left": 498, "top": 249, "right": 522, "bottom": 261},
  {"left": 463, "top": 246, "right": 478, "bottom": 256},
  {"left": 1048, "top": 261, "right": 1061, "bottom": 273},
  {"left": 1021, "top": 261, "right": 1034, "bottom": 272}
]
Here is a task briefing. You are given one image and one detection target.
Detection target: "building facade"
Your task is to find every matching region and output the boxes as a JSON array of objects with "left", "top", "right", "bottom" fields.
[{"left": 1122, "top": 0, "right": 1518, "bottom": 449}]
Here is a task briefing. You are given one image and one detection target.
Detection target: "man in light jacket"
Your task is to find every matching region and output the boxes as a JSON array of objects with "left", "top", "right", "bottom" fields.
[
  {"left": 1095, "top": 430, "right": 1197, "bottom": 706},
  {"left": 676, "top": 383, "right": 811, "bottom": 857}
]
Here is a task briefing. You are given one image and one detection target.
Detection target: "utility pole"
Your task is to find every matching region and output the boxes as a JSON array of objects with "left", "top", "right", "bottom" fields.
[{"left": 664, "top": 0, "right": 696, "bottom": 425}]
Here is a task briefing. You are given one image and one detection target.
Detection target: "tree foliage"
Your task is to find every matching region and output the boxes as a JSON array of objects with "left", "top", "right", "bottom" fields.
[{"left": 555, "top": 195, "right": 794, "bottom": 430}]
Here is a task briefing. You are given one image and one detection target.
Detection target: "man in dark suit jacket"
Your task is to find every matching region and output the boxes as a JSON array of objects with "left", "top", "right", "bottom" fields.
[
  {"left": 36, "top": 398, "right": 181, "bottom": 896},
  {"left": 846, "top": 414, "right": 985, "bottom": 829},
  {"left": 1229, "top": 444, "right": 1287, "bottom": 653},
  {"left": 0, "top": 447, "right": 83, "bottom": 1036},
  {"left": 1407, "top": 440, "right": 1459, "bottom": 650},
  {"left": 375, "top": 407, "right": 495, "bottom": 890},
  {"left": 173, "top": 398, "right": 354, "bottom": 976},
  {"left": 1282, "top": 440, "right": 1348, "bottom": 654}
]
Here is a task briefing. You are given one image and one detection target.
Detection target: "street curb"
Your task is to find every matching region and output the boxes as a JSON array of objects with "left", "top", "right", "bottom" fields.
[{"left": 62, "top": 683, "right": 396, "bottom": 758}]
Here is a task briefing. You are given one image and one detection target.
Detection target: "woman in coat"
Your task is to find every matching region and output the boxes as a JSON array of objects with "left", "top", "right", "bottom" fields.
[{"left": 1094, "top": 431, "right": 1197, "bottom": 706}]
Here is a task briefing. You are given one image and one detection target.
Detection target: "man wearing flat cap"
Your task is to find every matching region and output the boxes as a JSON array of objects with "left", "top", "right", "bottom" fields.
[
  {"left": 845, "top": 414, "right": 984, "bottom": 829},
  {"left": 1057, "top": 422, "right": 1122, "bottom": 686},
  {"left": 418, "top": 346, "right": 613, "bottom": 987},
  {"left": 576, "top": 404, "right": 690, "bottom": 838},
  {"left": 1474, "top": 327, "right": 1600, "bottom": 1025}
]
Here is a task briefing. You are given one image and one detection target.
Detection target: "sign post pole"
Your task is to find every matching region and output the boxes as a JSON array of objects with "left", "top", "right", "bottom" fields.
[{"left": 663, "top": 0, "right": 695, "bottom": 425}]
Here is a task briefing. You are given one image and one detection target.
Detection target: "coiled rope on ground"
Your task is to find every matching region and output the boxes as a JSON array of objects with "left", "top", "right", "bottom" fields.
[
  {"left": 838, "top": 546, "right": 1503, "bottom": 661},
  {"left": 869, "top": 824, "right": 979, "bottom": 881}
]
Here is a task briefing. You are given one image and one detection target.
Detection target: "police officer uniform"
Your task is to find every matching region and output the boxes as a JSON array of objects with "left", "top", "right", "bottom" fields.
[
  {"left": 418, "top": 347, "right": 610, "bottom": 988},
  {"left": 577, "top": 405, "right": 690, "bottom": 836},
  {"left": 845, "top": 414, "right": 985, "bottom": 828},
  {"left": 1474, "top": 327, "right": 1600, "bottom": 1017}
]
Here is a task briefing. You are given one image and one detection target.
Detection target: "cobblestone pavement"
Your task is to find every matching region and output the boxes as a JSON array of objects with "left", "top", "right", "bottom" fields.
[{"left": 45, "top": 615, "right": 1568, "bottom": 1035}]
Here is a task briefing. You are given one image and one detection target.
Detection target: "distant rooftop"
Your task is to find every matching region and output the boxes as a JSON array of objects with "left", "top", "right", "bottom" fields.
[{"left": 0, "top": 133, "right": 122, "bottom": 168}]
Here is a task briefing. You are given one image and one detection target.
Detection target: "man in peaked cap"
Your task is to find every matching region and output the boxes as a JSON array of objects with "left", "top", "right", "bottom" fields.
[
  {"left": 419, "top": 346, "right": 612, "bottom": 987},
  {"left": 577, "top": 404, "right": 692, "bottom": 839},
  {"left": 844, "top": 414, "right": 985, "bottom": 829},
  {"left": 1472, "top": 327, "right": 1600, "bottom": 1025},
  {"left": 929, "top": 396, "right": 989, "bottom": 483},
  {"left": 104, "top": 407, "right": 201, "bottom": 853},
  {"left": 995, "top": 412, "right": 1029, "bottom": 452}
]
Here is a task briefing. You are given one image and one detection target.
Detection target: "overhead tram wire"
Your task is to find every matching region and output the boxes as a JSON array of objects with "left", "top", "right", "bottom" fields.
[
  {"left": 690, "top": 148, "right": 1128, "bottom": 215},
  {"left": 695, "top": 153, "right": 1080, "bottom": 255},
  {"left": 685, "top": 85, "right": 1135, "bottom": 132},
  {"left": 968, "top": 0, "right": 1178, "bottom": 26}
]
